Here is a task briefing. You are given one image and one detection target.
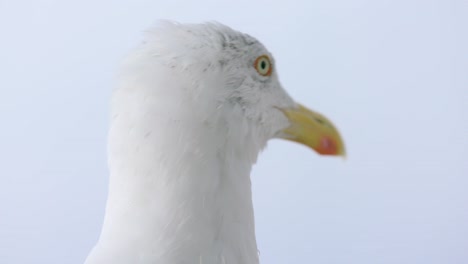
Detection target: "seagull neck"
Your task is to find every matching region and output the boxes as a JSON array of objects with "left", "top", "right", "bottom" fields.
[{"left": 99, "top": 116, "right": 261, "bottom": 263}]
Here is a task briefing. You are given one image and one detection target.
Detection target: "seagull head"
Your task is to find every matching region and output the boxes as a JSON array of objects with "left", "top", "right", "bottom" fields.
[{"left": 122, "top": 22, "right": 345, "bottom": 157}]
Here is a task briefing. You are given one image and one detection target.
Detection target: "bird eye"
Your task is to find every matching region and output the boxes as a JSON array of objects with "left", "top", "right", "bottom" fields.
[{"left": 254, "top": 55, "right": 272, "bottom": 76}]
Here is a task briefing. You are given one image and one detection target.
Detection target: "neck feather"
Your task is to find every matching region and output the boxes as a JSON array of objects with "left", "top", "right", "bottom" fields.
[{"left": 88, "top": 87, "right": 263, "bottom": 264}]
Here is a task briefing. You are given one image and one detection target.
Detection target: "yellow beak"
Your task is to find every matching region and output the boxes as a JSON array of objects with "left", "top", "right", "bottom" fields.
[{"left": 278, "top": 104, "right": 346, "bottom": 156}]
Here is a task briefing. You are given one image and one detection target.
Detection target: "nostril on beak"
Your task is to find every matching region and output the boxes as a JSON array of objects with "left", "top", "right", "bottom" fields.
[{"left": 315, "top": 118, "right": 325, "bottom": 125}]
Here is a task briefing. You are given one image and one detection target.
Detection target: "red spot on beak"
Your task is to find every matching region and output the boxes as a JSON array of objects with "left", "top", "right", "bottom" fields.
[{"left": 317, "top": 137, "right": 338, "bottom": 155}]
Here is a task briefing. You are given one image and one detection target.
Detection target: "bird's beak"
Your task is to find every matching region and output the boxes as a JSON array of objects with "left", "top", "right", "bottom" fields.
[{"left": 277, "top": 104, "right": 346, "bottom": 157}]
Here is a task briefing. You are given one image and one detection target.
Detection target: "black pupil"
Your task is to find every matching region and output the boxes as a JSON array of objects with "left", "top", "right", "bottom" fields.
[{"left": 260, "top": 60, "right": 267, "bottom": 69}]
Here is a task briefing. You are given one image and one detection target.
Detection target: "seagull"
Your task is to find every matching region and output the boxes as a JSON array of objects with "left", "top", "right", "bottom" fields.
[{"left": 84, "top": 21, "right": 345, "bottom": 264}]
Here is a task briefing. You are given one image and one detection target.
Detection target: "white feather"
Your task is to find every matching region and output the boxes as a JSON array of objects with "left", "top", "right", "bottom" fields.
[{"left": 85, "top": 22, "right": 295, "bottom": 264}]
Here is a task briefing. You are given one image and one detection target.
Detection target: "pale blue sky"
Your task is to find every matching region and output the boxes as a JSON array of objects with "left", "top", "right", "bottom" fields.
[{"left": 0, "top": 0, "right": 467, "bottom": 263}]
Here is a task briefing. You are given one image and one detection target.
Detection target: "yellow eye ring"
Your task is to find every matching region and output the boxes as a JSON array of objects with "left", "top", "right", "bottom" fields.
[{"left": 254, "top": 55, "right": 272, "bottom": 76}]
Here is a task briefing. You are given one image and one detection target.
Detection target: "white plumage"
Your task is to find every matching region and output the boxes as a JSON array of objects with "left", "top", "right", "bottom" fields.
[{"left": 85, "top": 21, "right": 344, "bottom": 264}]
